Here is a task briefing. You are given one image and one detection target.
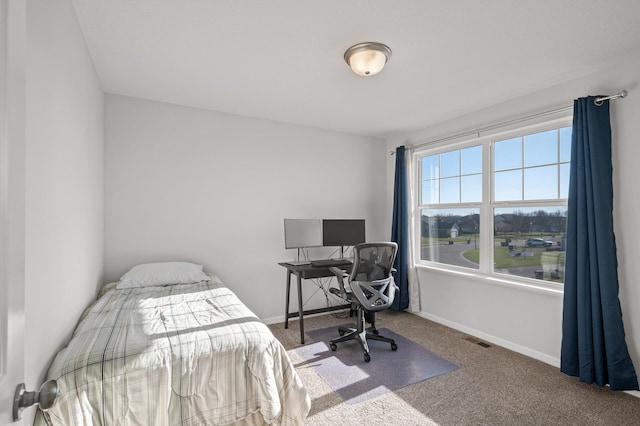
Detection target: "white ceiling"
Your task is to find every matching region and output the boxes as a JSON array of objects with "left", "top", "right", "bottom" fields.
[{"left": 70, "top": 0, "right": 640, "bottom": 138}]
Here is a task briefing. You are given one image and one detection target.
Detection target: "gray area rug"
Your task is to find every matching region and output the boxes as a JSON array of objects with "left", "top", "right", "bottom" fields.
[{"left": 295, "top": 325, "right": 459, "bottom": 404}]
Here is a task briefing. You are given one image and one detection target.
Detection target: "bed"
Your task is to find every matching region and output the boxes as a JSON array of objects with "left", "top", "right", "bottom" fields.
[{"left": 35, "top": 262, "right": 310, "bottom": 425}]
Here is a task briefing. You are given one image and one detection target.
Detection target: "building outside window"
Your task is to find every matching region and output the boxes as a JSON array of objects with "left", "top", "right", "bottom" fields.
[{"left": 416, "top": 119, "right": 571, "bottom": 286}]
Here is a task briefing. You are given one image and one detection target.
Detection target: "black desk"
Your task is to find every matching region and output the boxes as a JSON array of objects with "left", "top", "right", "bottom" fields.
[{"left": 279, "top": 262, "right": 352, "bottom": 344}]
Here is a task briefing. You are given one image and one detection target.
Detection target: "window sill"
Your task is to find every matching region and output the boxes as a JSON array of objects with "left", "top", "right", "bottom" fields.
[{"left": 414, "top": 262, "right": 564, "bottom": 297}]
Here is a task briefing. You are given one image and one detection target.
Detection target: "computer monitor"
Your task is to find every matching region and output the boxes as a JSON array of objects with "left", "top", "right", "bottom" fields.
[
  {"left": 322, "top": 219, "right": 366, "bottom": 247},
  {"left": 284, "top": 219, "right": 323, "bottom": 249}
]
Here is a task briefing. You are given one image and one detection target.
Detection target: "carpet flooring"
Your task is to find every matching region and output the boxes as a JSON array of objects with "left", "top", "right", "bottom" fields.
[
  {"left": 295, "top": 325, "right": 458, "bottom": 404},
  {"left": 269, "top": 310, "right": 640, "bottom": 426}
]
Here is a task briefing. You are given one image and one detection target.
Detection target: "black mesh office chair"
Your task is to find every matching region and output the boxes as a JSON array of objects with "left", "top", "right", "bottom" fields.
[{"left": 328, "top": 242, "right": 399, "bottom": 362}]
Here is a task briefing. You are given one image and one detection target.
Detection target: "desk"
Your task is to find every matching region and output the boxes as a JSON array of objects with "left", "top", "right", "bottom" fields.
[{"left": 279, "top": 262, "right": 352, "bottom": 344}]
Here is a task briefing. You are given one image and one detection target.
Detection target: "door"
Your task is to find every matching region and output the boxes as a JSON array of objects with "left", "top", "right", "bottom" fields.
[{"left": 0, "top": 0, "right": 26, "bottom": 424}]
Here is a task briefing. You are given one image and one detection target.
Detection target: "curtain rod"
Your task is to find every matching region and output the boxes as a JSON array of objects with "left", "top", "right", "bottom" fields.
[
  {"left": 594, "top": 90, "right": 627, "bottom": 106},
  {"left": 390, "top": 89, "right": 629, "bottom": 155}
]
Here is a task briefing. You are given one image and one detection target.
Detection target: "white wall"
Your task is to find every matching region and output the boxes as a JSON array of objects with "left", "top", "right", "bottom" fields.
[
  {"left": 104, "top": 94, "right": 387, "bottom": 321},
  {"left": 387, "top": 52, "right": 640, "bottom": 391},
  {"left": 25, "top": 1, "right": 104, "bottom": 421}
]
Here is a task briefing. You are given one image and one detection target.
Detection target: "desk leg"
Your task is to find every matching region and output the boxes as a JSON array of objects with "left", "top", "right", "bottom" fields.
[
  {"left": 297, "top": 274, "right": 305, "bottom": 344},
  {"left": 284, "top": 270, "right": 292, "bottom": 329}
]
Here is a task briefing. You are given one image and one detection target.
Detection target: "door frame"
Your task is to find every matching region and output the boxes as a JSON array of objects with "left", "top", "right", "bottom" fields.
[{"left": 0, "top": 0, "right": 26, "bottom": 424}]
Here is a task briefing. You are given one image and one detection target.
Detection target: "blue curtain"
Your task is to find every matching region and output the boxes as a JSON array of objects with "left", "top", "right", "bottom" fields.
[
  {"left": 391, "top": 146, "right": 409, "bottom": 311},
  {"left": 560, "top": 96, "right": 639, "bottom": 391}
]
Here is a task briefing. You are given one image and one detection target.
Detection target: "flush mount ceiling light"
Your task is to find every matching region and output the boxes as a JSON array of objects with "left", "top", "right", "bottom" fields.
[{"left": 344, "top": 42, "right": 391, "bottom": 76}]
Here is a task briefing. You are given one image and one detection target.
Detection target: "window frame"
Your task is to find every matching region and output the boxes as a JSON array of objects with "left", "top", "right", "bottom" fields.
[{"left": 413, "top": 116, "right": 572, "bottom": 291}]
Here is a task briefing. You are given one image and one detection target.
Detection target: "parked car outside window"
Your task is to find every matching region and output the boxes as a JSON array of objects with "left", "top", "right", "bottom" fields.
[{"left": 526, "top": 238, "right": 553, "bottom": 247}]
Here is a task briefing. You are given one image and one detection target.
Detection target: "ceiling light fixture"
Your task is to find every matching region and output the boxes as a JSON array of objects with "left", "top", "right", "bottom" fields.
[{"left": 344, "top": 42, "right": 391, "bottom": 77}]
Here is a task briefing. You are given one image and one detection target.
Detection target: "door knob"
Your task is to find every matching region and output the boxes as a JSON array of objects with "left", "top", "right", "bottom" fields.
[{"left": 13, "top": 380, "right": 59, "bottom": 421}]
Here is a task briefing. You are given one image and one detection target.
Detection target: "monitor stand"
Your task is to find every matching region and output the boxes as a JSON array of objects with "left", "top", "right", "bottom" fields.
[{"left": 289, "top": 248, "right": 311, "bottom": 265}]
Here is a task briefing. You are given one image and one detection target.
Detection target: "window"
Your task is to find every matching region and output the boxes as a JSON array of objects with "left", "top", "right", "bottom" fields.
[
  {"left": 419, "top": 146, "right": 482, "bottom": 270},
  {"left": 416, "top": 119, "right": 571, "bottom": 286},
  {"left": 492, "top": 127, "right": 571, "bottom": 282}
]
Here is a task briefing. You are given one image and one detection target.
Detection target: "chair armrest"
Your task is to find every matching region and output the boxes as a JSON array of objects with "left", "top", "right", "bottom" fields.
[
  {"left": 329, "top": 266, "right": 350, "bottom": 299},
  {"left": 329, "top": 266, "right": 349, "bottom": 278}
]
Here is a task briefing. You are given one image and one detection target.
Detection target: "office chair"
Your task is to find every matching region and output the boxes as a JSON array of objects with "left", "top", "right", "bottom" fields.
[{"left": 328, "top": 242, "right": 399, "bottom": 362}]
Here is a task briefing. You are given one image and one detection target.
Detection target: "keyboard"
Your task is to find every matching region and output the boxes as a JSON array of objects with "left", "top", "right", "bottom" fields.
[{"left": 310, "top": 259, "right": 352, "bottom": 268}]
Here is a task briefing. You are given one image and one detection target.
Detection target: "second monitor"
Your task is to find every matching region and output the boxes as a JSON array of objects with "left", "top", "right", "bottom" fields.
[{"left": 322, "top": 219, "right": 366, "bottom": 251}]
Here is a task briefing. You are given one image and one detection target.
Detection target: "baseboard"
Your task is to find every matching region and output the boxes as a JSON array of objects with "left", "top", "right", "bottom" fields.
[
  {"left": 262, "top": 315, "right": 283, "bottom": 325},
  {"left": 414, "top": 311, "right": 561, "bottom": 368}
]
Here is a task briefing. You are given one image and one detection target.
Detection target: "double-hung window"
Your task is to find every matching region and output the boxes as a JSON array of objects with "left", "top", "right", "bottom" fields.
[
  {"left": 416, "top": 118, "right": 572, "bottom": 286},
  {"left": 419, "top": 144, "right": 482, "bottom": 270}
]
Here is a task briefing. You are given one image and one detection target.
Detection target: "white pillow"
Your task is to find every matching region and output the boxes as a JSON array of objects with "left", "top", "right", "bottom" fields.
[{"left": 117, "top": 261, "right": 211, "bottom": 289}]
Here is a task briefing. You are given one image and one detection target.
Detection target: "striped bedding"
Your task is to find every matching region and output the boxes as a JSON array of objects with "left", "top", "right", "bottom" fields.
[{"left": 35, "top": 279, "right": 310, "bottom": 425}]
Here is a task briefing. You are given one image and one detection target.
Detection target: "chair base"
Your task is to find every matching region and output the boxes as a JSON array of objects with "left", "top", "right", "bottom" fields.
[{"left": 329, "top": 310, "right": 397, "bottom": 362}]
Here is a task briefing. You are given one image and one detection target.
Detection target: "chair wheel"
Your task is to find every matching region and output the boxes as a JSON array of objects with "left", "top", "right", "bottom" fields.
[
  {"left": 330, "top": 343, "right": 337, "bottom": 351},
  {"left": 364, "top": 353, "right": 371, "bottom": 362},
  {"left": 338, "top": 330, "right": 345, "bottom": 336},
  {"left": 391, "top": 343, "right": 398, "bottom": 351}
]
